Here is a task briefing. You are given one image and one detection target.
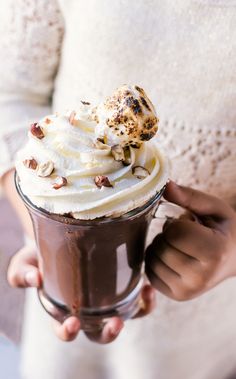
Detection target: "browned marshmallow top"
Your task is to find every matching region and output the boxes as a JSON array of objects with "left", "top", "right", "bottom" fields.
[{"left": 95, "top": 85, "right": 159, "bottom": 147}]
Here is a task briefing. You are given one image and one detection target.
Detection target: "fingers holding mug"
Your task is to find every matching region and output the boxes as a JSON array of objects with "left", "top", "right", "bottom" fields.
[{"left": 7, "top": 245, "right": 42, "bottom": 288}]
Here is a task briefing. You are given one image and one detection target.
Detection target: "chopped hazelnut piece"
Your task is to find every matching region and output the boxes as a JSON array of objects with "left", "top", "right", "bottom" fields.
[
  {"left": 97, "top": 137, "right": 105, "bottom": 144},
  {"left": 53, "top": 176, "right": 68, "bottom": 189},
  {"left": 45, "top": 118, "right": 51, "bottom": 124},
  {"left": 37, "top": 161, "right": 54, "bottom": 177},
  {"left": 111, "top": 145, "right": 125, "bottom": 161},
  {"left": 132, "top": 166, "right": 150, "bottom": 179},
  {"left": 23, "top": 158, "right": 38, "bottom": 170},
  {"left": 94, "top": 175, "right": 113, "bottom": 188},
  {"left": 91, "top": 106, "right": 98, "bottom": 122},
  {"left": 122, "top": 147, "right": 132, "bottom": 166},
  {"left": 94, "top": 138, "right": 111, "bottom": 151},
  {"left": 30, "top": 123, "right": 44, "bottom": 139},
  {"left": 69, "top": 111, "right": 76, "bottom": 125},
  {"left": 81, "top": 100, "right": 91, "bottom": 105}
]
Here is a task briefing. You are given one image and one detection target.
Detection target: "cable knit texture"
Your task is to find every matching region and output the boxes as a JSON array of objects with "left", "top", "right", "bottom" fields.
[
  {"left": 0, "top": 1, "right": 236, "bottom": 379},
  {"left": 0, "top": 0, "right": 64, "bottom": 176}
]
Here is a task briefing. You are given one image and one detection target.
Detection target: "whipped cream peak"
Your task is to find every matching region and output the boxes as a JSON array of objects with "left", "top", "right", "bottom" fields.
[
  {"left": 94, "top": 84, "right": 159, "bottom": 147},
  {"left": 65, "top": 101, "right": 96, "bottom": 124}
]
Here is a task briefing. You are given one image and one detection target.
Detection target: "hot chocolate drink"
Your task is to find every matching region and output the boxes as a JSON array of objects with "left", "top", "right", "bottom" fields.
[{"left": 15, "top": 85, "right": 168, "bottom": 331}]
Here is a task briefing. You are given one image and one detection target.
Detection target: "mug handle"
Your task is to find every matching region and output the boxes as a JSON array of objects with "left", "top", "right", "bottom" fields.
[{"left": 152, "top": 200, "right": 202, "bottom": 224}]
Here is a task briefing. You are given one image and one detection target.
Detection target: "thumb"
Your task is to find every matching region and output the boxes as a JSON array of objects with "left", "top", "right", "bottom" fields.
[{"left": 163, "top": 181, "right": 231, "bottom": 218}]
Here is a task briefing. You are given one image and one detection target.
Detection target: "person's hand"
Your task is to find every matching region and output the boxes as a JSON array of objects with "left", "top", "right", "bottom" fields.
[
  {"left": 145, "top": 181, "right": 236, "bottom": 301},
  {"left": 7, "top": 246, "right": 156, "bottom": 343}
]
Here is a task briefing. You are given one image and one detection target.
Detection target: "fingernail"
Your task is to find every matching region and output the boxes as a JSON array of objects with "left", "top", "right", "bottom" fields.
[
  {"left": 109, "top": 324, "right": 123, "bottom": 338},
  {"left": 25, "top": 271, "right": 38, "bottom": 287},
  {"left": 66, "top": 318, "right": 80, "bottom": 334},
  {"left": 109, "top": 328, "right": 120, "bottom": 338}
]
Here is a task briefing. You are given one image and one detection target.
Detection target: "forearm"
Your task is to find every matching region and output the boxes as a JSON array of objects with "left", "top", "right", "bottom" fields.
[{"left": 2, "top": 169, "right": 34, "bottom": 239}]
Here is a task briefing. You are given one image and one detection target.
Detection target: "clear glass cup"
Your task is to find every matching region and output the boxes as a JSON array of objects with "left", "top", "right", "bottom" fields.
[{"left": 15, "top": 173, "right": 165, "bottom": 332}]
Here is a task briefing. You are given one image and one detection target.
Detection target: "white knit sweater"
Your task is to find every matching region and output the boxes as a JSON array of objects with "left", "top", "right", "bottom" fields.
[{"left": 0, "top": 1, "right": 236, "bottom": 379}]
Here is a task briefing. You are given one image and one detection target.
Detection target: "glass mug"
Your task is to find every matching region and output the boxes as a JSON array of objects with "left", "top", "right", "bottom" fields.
[{"left": 15, "top": 173, "right": 168, "bottom": 332}]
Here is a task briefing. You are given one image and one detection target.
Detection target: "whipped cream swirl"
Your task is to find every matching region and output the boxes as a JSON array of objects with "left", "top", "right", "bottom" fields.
[{"left": 16, "top": 86, "right": 168, "bottom": 219}]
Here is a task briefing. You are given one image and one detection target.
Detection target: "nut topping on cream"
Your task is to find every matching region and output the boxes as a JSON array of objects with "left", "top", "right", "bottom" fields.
[
  {"left": 111, "top": 145, "right": 125, "bottom": 162},
  {"left": 45, "top": 118, "right": 51, "bottom": 125},
  {"left": 122, "top": 147, "right": 132, "bottom": 166},
  {"left": 53, "top": 176, "right": 67, "bottom": 190},
  {"left": 69, "top": 111, "right": 76, "bottom": 125},
  {"left": 37, "top": 161, "right": 54, "bottom": 178},
  {"left": 30, "top": 123, "right": 44, "bottom": 139},
  {"left": 132, "top": 166, "right": 150, "bottom": 179},
  {"left": 23, "top": 158, "right": 38, "bottom": 170},
  {"left": 94, "top": 175, "right": 113, "bottom": 188},
  {"left": 81, "top": 101, "right": 90, "bottom": 106},
  {"left": 94, "top": 138, "right": 111, "bottom": 151}
]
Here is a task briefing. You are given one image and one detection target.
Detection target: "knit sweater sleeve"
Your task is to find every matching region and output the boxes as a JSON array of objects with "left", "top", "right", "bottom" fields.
[{"left": 0, "top": 0, "right": 64, "bottom": 177}]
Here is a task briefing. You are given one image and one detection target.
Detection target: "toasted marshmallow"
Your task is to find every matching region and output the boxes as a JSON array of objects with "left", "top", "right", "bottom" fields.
[{"left": 94, "top": 85, "right": 159, "bottom": 147}]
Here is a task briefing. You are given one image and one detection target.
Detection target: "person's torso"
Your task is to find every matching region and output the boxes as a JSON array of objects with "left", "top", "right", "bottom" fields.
[{"left": 54, "top": 0, "right": 236, "bottom": 203}]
